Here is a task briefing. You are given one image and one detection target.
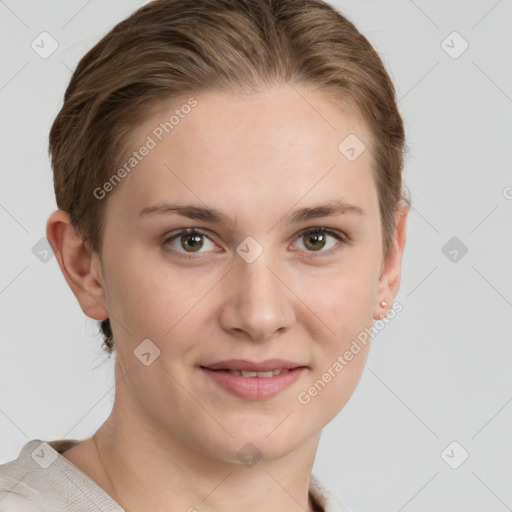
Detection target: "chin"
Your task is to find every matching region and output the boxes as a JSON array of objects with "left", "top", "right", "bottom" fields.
[{"left": 234, "top": 424, "right": 310, "bottom": 462}]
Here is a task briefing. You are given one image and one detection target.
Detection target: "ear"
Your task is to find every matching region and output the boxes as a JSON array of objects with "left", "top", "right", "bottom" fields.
[
  {"left": 45, "top": 209, "right": 108, "bottom": 321},
  {"left": 372, "top": 204, "right": 408, "bottom": 320}
]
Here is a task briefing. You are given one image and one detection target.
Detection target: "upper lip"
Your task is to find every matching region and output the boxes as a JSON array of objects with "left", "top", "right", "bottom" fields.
[{"left": 201, "top": 359, "right": 305, "bottom": 372}]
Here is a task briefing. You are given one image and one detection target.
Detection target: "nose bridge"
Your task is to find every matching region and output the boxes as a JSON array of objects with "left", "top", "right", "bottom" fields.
[
  {"left": 239, "top": 248, "right": 278, "bottom": 299},
  {"left": 222, "top": 243, "right": 294, "bottom": 340}
]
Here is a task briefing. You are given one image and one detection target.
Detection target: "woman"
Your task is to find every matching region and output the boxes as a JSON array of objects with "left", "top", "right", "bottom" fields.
[{"left": 0, "top": 0, "right": 409, "bottom": 510}]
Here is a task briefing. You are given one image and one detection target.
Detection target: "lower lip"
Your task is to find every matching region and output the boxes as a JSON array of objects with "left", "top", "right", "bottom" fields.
[{"left": 200, "top": 367, "right": 307, "bottom": 401}]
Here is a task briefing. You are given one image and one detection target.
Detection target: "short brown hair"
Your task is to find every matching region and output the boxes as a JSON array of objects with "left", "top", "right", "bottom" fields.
[{"left": 48, "top": 0, "right": 411, "bottom": 355}]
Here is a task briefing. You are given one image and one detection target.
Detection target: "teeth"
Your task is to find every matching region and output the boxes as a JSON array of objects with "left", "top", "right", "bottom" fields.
[
  {"left": 226, "top": 368, "right": 291, "bottom": 378},
  {"left": 241, "top": 370, "right": 258, "bottom": 377},
  {"left": 272, "top": 368, "right": 285, "bottom": 376}
]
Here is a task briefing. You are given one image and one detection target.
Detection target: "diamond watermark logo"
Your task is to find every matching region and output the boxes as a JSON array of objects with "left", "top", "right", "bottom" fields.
[
  {"left": 441, "top": 441, "right": 469, "bottom": 469},
  {"left": 31, "top": 31, "right": 59, "bottom": 59},
  {"left": 31, "top": 442, "right": 58, "bottom": 469},
  {"left": 32, "top": 237, "right": 54, "bottom": 263},
  {"left": 441, "top": 31, "right": 469, "bottom": 59},
  {"left": 338, "top": 134, "right": 366, "bottom": 162},
  {"left": 236, "top": 442, "right": 262, "bottom": 468},
  {"left": 442, "top": 236, "right": 468, "bottom": 263},
  {"left": 236, "top": 236, "right": 263, "bottom": 263},
  {"left": 134, "top": 338, "right": 161, "bottom": 366}
]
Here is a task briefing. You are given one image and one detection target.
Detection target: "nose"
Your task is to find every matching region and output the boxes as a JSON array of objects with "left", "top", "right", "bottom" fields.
[{"left": 219, "top": 247, "right": 296, "bottom": 342}]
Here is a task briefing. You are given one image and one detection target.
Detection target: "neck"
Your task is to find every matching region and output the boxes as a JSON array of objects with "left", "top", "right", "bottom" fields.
[{"left": 93, "top": 383, "right": 322, "bottom": 512}]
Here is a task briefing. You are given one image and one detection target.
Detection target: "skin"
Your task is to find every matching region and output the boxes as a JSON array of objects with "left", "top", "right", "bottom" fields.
[{"left": 46, "top": 82, "right": 408, "bottom": 512}]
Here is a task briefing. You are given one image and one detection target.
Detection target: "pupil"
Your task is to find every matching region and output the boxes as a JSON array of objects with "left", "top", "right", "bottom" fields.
[
  {"left": 306, "top": 233, "right": 325, "bottom": 251},
  {"left": 182, "top": 233, "right": 203, "bottom": 252}
]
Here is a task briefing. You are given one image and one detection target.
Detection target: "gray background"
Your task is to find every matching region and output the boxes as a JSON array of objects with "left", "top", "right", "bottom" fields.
[{"left": 1, "top": 1, "right": 511, "bottom": 511}]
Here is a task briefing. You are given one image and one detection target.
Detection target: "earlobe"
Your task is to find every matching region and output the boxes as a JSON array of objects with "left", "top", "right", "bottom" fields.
[{"left": 46, "top": 209, "right": 109, "bottom": 321}]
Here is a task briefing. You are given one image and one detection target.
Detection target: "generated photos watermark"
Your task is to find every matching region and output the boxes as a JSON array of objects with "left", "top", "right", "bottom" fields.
[
  {"left": 93, "top": 97, "right": 198, "bottom": 200},
  {"left": 297, "top": 301, "right": 403, "bottom": 405}
]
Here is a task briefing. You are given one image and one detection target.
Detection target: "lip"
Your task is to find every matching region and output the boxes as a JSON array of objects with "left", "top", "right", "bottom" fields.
[
  {"left": 202, "top": 358, "right": 305, "bottom": 372},
  {"left": 200, "top": 359, "right": 308, "bottom": 401},
  {"left": 200, "top": 366, "right": 307, "bottom": 401}
]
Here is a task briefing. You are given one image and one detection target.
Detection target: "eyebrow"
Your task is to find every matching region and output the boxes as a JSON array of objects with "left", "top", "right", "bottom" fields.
[{"left": 138, "top": 199, "right": 365, "bottom": 228}]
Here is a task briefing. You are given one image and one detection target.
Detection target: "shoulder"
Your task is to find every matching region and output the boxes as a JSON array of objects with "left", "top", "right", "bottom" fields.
[
  {"left": 0, "top": 438, "right": 122, "bottom": 512},
  {"left": 0, "top": 442, "right": 69, "bottom": 512},
  {"left": 0, "top": 459, "right": 44, "bottom": 511}
]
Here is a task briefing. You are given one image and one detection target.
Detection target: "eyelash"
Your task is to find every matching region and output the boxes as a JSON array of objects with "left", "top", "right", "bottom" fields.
[{"left": 162, "top": 227, "right": 348, "bottom": 260}]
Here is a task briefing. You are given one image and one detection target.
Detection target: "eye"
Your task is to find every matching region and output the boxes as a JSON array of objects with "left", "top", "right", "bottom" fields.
[
  {"left": 162, "top": 228, "right": 218, "bottom": 259},
  {"left": 291, "top": 227, "right": 347, "bottom": 256},
  {"left": 162, "top": 226, "right": 348, "bottom": 260}
]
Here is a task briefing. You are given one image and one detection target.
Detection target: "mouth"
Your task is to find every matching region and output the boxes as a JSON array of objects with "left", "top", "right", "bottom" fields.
[
  {"left": 203, "top": 367, "right": 295, "bottom": 378},
  {"left": 201, "top": 358, "right": 306, "bottom": 372},
  {"left": 199, "top": 359, "right": 308, "bottom": 400}
]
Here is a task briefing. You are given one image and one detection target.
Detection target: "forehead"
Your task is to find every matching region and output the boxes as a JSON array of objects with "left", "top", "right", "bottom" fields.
[{"left": 104, "top": 84, "right": 378, "bottom": 226}]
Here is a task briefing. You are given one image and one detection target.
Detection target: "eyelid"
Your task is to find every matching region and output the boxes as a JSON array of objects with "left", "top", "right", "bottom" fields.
[{"left": 294, "top": 226, "right": 347, "bottom": 241}]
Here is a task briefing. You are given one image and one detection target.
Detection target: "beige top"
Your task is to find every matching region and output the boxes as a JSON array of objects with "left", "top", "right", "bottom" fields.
[{"left": 0, "top": 439, "right": 350, "bottom": 512}]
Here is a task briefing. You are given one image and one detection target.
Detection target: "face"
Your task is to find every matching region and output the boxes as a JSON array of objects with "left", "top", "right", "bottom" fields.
[{"left": 87, "top": 84, "right": 399, "bottom": 463}]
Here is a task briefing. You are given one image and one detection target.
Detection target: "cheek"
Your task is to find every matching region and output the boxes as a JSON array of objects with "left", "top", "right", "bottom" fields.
[
  {"left": 294, "top": 257, "right": 377, "bottom": 407},
  {"left": 305, "top": 258, "right": 379, "bottom": 339},
  {"left": 103, "top": 250, "right": 196, "bottom": 341},
  {"left": 104, "top": 251, "right": 227, "bottom": 373},
  {"left": 296, "top": 268, "right": 374, "bottom": 421}
]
